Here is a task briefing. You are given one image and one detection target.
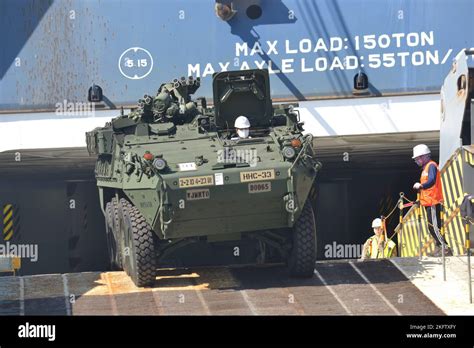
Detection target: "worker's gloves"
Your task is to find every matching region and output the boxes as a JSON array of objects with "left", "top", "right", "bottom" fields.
[{"left": 413, "top": 182, "right": 422, "bottom": 190}]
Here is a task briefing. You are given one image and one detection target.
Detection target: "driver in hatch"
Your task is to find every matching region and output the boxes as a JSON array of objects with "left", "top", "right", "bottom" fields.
[{"left": 232, "top": 115, "right": 251, "bottom": 140}]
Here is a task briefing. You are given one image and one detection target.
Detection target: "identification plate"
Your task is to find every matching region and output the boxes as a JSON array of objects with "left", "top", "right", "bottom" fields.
[
  {"left": 179, "top": 175, "right": 214, "bottom": 188},
  {"left": 240, "top": 169, "right": 275, "bottom": 182},
  {"left": 215, "top": 173, "right": 224, "bottom": 186},
  {"left": 178, "top": 162, "right": 197, "bottom": 171},
  {"left": 186, "top": 189, "right": 210, "bottom": 200},
  {"left": 248, "top": 182, "right": 271, "bottom": 193}
]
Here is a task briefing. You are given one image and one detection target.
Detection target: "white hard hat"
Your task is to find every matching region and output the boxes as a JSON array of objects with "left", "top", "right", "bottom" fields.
[
  {"left": 412, "top": 144, "right": 431, "bottom": 159},
  {"left": 234, "top": 115, "right": 250, "bottom": 129},
  {"left": 372, "top": 218, "right": 382, "bottom": 228}
]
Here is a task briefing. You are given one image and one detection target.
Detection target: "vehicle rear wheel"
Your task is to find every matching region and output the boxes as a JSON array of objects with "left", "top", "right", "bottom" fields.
[
  {"left": 105, "top": 200, "right": 121, "bottom": 271},
  {"left": 120, "top": 198, "right": 156, "bottom": 287},
  {"left": 288, "top": 200, "right": 317, "bottom": 277}
]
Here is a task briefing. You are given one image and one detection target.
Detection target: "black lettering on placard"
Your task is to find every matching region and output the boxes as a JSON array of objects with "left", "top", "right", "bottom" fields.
[
  {"left": 186, "top": 189, "right": 210, "bottom": 200},
  {"left": 249, "top": 182, "right": 271, "bottom": 193}
]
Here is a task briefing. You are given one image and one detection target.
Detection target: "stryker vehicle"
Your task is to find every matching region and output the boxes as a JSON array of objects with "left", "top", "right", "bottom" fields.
[{"left": 86, "top": 69, "right": 322, "bottom": 287}]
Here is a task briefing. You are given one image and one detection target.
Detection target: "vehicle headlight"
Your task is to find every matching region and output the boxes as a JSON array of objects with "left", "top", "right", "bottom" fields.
[
  {"left": 153, "top": 157, "right": 167, "bottom": 171},
  {"left": 291, "top": 138, "right": 302, "bottom": 148},
  {"left": 282, "top": 146, "right": 296, "bottom": 160}
]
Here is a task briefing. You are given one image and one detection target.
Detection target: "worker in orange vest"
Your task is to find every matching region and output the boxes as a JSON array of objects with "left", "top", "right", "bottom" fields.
[{"left": 412, "top": 144, "right": 452, "bottom": 256}]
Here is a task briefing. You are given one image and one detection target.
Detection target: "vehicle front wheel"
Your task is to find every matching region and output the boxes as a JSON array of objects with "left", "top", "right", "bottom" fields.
[
  {"left": 288, "top": 200, "right": 317, "bottom": 277},
  {"left": 120, "top": 199, "right": 157, "bottom": 287}
]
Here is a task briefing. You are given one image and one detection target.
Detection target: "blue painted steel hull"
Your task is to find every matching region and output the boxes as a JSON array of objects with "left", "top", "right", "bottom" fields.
[{"left": 0, "top": 0, "right": 473, "bottom": 111}]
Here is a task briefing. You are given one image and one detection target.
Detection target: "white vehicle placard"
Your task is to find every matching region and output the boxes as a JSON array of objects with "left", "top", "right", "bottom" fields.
[
  {"left": 178, "top": 162, "right": 197, "bottom": 171},
  {"left": 215, "top": 173, "right": 224, "bottom": 185}
]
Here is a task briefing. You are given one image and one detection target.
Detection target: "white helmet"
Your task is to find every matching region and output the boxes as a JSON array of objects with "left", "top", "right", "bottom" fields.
[
  {"left": 412, "top": 144, "right": 431, "bottom": 159},
  {"left": 234, "top": 115, "right": 250, "bottom": 129},
  {"left": 372, "top": 218, "right": 383, "bottom": 228}
]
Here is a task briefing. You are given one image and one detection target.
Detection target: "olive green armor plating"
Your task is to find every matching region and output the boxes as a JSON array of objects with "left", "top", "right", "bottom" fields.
[{"left": 86, "top": 69, "right": 322, "bottom": 286}]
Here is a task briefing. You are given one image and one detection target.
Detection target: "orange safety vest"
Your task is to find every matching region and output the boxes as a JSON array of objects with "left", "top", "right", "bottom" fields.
[{"left": 420, "top": 160, "right": 443, "bottom": 207}]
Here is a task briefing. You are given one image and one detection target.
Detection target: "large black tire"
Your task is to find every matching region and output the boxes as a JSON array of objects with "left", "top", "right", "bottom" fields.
[
  {"left": 120, "top": 198, "right": 156, "bottom": 287},
  {"left": 105, "top": 200, "right": 122, "bottom": 270},
  {"left": 288, "top": 200, "right": 317, "bottom": 277}
]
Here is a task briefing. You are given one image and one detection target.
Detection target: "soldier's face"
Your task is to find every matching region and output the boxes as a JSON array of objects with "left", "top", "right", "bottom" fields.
[{"left": 237, "top": 128, "right": 249, "bottom": 139}]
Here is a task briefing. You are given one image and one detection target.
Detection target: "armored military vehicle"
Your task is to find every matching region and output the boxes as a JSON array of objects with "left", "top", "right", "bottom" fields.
[{"left": 86, "top": 69, "right": 322, "bottom": 286}]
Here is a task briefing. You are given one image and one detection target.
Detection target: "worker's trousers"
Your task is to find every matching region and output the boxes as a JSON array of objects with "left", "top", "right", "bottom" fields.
[{"left": 425, "top": 204, "right": 448, "bottom": 247}]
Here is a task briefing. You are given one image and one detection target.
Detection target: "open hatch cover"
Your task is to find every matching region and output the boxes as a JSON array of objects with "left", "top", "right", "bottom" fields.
[{"left": 212, "top": 69, "right": 273, "bottom": 129}]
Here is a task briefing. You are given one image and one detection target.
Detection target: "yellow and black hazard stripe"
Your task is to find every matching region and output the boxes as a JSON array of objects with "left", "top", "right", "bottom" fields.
[
  {"left": 444, "top": 210, "right": 465, "bottom": 255},
  {"left": 466, "top": 218, "right": 473, "bottom": 251},
  {"left": 465, "top": 148, "right": 474, "bottom": 166},
  {"left": 397, "top": 206, "right": 435, "bottom": 257},
  {"left": 438, "top": 147, "right": 474, "bottom": 255},
  {"left": 463, "top": 148, "right": 474, "bottom": 251},
  {"left": 441, "top": 150, "right": 464, "bottom": 217},
  {"left": 2, "top": 204, "right": 14, "bottom": 241}
]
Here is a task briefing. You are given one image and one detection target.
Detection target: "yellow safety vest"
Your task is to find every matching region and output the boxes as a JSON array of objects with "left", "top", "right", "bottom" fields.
[{"left": 364, "top": 235, "right": 397, "bottom": 259}]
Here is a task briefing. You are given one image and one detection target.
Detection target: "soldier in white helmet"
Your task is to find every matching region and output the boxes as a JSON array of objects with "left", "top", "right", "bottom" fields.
[
  {"left": 233, "top": 115, "right": 251, "bottom": 139},
  {"left": 361, "top": 218, "right": 397, "bottom": 260}
]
